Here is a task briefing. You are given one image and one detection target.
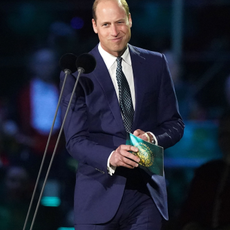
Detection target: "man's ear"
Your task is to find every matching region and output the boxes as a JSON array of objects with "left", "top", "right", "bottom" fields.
[
  {"left": 129, "top": 13, "right": 132, "bottom": 28},
  {"left": 92, "top": 19, "right": 98, "bottom": 34}
]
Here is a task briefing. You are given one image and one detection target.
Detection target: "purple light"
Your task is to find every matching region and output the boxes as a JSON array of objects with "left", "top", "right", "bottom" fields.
[{"left": 71, "top": 17, "right": 84, "bottom": 30}]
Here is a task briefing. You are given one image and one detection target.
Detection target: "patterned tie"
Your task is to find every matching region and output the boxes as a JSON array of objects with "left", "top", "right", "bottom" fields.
[{"left": 116, "top": 57, "right": 134, "bottom": 133}]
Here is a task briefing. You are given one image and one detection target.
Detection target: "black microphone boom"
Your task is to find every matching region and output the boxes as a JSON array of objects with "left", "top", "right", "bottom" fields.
[
  {"left": 59, "top": 53, "right": 78, "bottom": 73},
  {"left": 76, "top": 53, "right": 96, "bottom": 74},
  {"left": 23, "top": 52, "right": 78, "bottom": 230},
  {"left": 23, "top": 52, "right": 96, "bottom": 230}
]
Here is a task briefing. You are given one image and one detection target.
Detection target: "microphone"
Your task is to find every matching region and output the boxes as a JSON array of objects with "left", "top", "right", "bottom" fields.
[
  {"left": 23, "top": 52, "right": 96, "bottom": 230},
  {"left": 23, "top": 52, "right": 78, "bottom": 230},
  {"left": 59, "top": 53, "right": 78, "bottom": 74},
  {"left": 76, "top": 53, "right": 96, "bottom": 74}
]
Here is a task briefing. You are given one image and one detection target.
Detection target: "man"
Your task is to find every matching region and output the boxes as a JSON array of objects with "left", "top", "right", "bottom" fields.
[{"left": 60, "top": 0, "right": 184, "bottom": 229}]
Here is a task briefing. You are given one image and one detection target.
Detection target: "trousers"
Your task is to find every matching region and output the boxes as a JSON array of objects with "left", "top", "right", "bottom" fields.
[{"left": 74, "top": 185, "right": 162, "bottom": 230}]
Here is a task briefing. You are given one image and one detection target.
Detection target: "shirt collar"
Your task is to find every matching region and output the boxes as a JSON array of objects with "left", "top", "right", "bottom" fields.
[{"left": 98, "top": 43, "right": 131, "bottom": 69}]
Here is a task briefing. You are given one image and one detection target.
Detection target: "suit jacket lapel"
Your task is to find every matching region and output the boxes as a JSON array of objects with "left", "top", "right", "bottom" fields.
[
  {"left": 90, "top": 46, "right": 125, "bottom": 131},
  {"left": 89, "top": 45, "right": 146, "bottom": 133},
  {"left": 129, "top": 45, "right": 146, "bottom": 131}
]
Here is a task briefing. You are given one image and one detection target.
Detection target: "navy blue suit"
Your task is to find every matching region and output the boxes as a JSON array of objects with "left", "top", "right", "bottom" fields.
[{"left": 60, "top": 44, "right": 184, "bottom": 225}]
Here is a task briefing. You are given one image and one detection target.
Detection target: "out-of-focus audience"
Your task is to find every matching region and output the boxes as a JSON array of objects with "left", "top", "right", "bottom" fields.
[
  {"left": 47, "top": 21, "right": 79, "bottom": 57},
  {"left": 0, "top": 19, "right": 83, "bottom": 228},
  {"left": 13, "top": 47, "right": 68, "bottom": 180},
  {"left": 175, "top": 110, "right": 230, "bottom": 230},
  {"left": 0, "top": 163, "right": 62, "bottom": 230},
  {"left": 0, "top": 46, "right": 76, "bottom": 229},
  {"left": 17, "top": 48, "right": 60, "bottom": 154},
  {"left": 164, "top": 50, "right": 206, "bottom": 121},
  {"left": 0, "top": 164, "right": 33, "bottom": 230}
]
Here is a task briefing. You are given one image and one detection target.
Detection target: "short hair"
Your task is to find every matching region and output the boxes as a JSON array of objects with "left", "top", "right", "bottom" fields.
[{"left": 92, "top": 0, "right": 130, "bottom": 22}]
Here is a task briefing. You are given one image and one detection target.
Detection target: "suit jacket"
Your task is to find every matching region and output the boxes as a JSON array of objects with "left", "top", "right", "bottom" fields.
[{"left": 60, "top": 44, "right": 184, "bottom": 225}]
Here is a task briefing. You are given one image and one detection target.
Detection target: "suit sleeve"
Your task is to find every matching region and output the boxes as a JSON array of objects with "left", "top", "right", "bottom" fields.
[
  {"left": 60, "top": 72, "right": 113, "bottom": 173},
  {"left": 152, "top": 54, "right": 184, "bottom": 149}
]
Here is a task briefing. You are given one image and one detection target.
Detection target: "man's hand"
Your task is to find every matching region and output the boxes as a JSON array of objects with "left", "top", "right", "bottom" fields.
[
  {"left": 109, "top": 145, "right": 140, "bottom": 169},
  {"left": 133, "top": 129, "right": 151, "bottom": 142}
]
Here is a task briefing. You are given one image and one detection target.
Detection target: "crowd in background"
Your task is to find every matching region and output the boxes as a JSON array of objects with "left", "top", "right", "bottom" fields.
[{"left": 0, "top": 0, "right": 230, "bottom": 229}]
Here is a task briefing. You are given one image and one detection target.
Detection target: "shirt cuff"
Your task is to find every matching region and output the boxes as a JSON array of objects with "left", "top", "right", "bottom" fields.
[
  {"left": 107, "top": 151, "right": 116, "bottom": 176},
  {"left": 146, "top": 131, "right": 158, "bottom": 145}
]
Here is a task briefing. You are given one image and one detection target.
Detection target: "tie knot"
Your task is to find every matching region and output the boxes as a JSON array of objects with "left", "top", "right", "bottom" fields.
[{"left": 116, "top": 57, "right": 122, "bottom": 66}]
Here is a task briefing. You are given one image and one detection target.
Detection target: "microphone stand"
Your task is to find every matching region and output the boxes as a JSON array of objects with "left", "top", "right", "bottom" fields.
[{"left": 22, "top": 68, "right": 79, "bottom": 230}]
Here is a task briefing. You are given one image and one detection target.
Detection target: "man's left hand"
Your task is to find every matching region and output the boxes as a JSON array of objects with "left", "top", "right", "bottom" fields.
[{"left": 133, "top": 129, "right": 151, "bottom": 142}]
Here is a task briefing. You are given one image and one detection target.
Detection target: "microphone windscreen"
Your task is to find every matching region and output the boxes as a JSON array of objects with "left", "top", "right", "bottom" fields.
[
  {"left": 76, "top": 53, "right": 96, "bottom": 74},
  {"left": 59, "top": 53, "right": 77, "bottom": 73}
]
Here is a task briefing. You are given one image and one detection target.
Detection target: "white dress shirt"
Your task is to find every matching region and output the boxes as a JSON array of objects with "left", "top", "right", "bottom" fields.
[
  {"left": 98, "top": 43, "right": 136, "bottom": 175},
  {"left": 98, "top": 43, "right": 157, "bottom": 175},
  {"left": 98, "top": 43, "right": 135, "bottom": 109}
]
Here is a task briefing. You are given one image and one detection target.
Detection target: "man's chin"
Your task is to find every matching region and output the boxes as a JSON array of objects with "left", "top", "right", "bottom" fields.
[{"left": 112, "top": 45, "right": 128, "bottom": 56}]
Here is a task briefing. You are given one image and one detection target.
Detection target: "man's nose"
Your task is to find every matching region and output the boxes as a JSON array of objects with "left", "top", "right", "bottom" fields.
[{"left": 110, "top": 24, "right": 119, "bottom": 36}]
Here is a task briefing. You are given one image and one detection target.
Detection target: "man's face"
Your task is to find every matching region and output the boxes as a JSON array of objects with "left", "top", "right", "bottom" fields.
[{"left": 92, "top": 0, "right": 132, "bottom": 57}]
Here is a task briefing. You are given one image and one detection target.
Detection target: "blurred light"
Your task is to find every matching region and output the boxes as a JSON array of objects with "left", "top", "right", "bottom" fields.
[
  {"left": 57, "top": 228, "right": 75, "bottom": 230},
  {"left": 41, "top": 196, "right": 61, "bottom": 207},
  {"left": 71, "top": 17, "right": 84, "bottom": 30}
]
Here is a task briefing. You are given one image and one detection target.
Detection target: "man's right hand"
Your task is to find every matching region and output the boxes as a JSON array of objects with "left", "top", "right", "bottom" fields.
[{"left": 109, "top": 145, "right": 140, "bottom": 169}]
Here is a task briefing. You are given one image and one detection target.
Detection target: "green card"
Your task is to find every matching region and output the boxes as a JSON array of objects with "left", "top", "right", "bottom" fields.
[{"left": 126, "top": 133, "right": 164, "bottom": 176}]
